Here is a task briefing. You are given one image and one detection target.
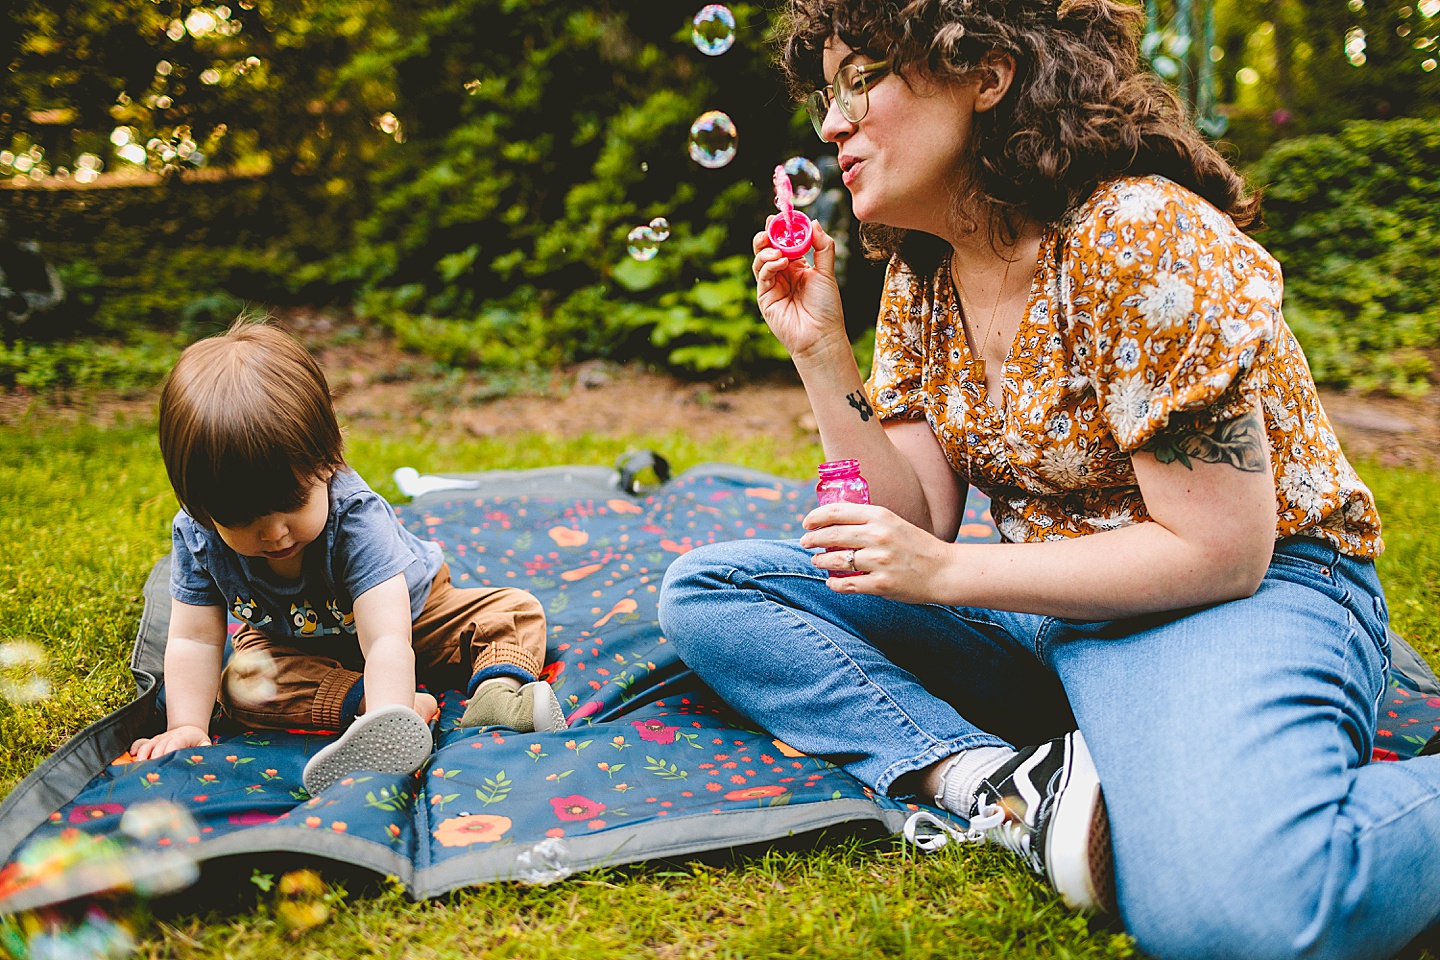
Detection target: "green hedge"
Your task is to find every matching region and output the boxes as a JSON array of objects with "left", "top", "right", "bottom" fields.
[{"left": 1254, "top": 118, "right": 1440, "bottom": 394}]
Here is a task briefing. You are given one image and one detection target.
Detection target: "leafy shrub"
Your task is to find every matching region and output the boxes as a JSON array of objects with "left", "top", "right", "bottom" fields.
[
  {"left": 339, "top": 0, "right": 806, "bottom": 375},
  {"left": 3, "top": 174, "right": 365, "bottom": 340},
  {"left": 0, "top": 330, "right": 182, "bottom": 394},
  {"left": 1253, "top": 118, "right": 1440, "bottom": 394}
]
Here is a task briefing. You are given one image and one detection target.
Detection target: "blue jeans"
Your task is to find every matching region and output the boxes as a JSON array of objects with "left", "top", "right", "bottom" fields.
[{"left": 659, "top": 536, "right": 1440, "bottom": 960}]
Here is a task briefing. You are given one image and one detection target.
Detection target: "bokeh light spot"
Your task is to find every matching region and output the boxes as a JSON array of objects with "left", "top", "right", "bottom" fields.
[{"left": 0, "top": 640, "right": 52, "bottom": 704}]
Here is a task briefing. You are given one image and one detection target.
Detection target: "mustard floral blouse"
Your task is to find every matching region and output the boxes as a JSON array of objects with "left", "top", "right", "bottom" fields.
[{"left": 865, "top": 175, "right": 1383, "bottom": 558}]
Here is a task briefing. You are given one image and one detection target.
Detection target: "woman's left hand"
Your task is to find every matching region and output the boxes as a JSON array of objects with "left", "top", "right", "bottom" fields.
[{"left": 799, "top": 502, "right": 960, "bottom": 604}]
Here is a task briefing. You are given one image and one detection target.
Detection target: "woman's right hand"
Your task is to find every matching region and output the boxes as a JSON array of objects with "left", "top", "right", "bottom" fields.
[{"left": 752, "top": 218, "right": 848, "bottom": 362}]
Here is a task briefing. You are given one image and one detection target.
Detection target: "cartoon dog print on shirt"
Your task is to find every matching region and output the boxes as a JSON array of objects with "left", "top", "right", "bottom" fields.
[
  {"left": 231, "top": 596, "right": 273, "bottom": 629},
  {"left": 325, "top": 599, "right": 357, "bottom": 634}
]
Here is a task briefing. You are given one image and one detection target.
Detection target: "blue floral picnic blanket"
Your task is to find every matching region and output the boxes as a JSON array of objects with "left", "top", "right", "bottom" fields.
[{"left": 1, "top": 462, "right": 1436, "bottom": 911}]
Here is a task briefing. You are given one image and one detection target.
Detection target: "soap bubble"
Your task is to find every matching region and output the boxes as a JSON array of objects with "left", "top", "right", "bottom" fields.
[
  {"left": 4, "top": 904, "right": 138, "bottom": 960},
  {"left": 117, "top": 803, "right": 201, "bottom": 897},
  {"left": 120, "top": 801, "right": 199, "bottom": 847},
  {"left": 782, "top": 156, "right": 823, "bottom": 208},
  {"left": 0, "top": 817, "right": 197, "bottom": 915},
  {"left": 223, "top": 648, "right": 278, "bottom": 708},
  {"left": 276, "top": 870, "right": 331, "bottom": 934},
  {"left": 688, "top": 110, "right": 738, "bottom": 169},
  {"left": 648, "top": 217, "right": 670, "bottom": 242},
  {"left": 514, "top": 837, "right": 569, "bottom": 885},
  {"left": 626, "top": 226, "right": 660, "bottom": 261},
  {"left": 0, "top": 640, "right": 52, "bottom": 704},
  {"left": 692, "top": 5, "right": 737, "bottom": 57}
]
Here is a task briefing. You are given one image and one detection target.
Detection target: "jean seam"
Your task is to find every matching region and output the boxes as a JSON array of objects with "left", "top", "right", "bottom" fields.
[{"left": 1350, "top": 765, "right": 1440, "bottom": 837}]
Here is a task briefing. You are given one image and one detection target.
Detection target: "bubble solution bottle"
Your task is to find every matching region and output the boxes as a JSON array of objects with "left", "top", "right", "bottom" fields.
[{"left": 815, "top": 459, "right": 869, "bottom": 578}]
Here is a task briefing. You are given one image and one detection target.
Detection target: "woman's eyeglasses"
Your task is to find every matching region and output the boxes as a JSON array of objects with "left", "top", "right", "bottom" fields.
[{"left": 805, "top": 60, "right": 891, "bottom": 138}]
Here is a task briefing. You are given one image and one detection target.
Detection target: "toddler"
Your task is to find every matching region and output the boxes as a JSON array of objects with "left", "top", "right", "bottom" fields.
[{"left": 129, "top": 320, "right": 564, "bottom": 794}]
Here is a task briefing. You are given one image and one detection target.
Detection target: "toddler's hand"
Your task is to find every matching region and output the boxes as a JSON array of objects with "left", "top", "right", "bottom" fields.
[
  {"left": 130, "top": 725, "right": 212, "bottom": 761},
  {"left": 414, "top": 691, "right": 439, "bottom": 723}
]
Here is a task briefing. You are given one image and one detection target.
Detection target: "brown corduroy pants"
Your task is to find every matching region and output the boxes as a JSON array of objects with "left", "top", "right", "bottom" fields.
[{"left": 218, "top": 564, "right": 546, "bottom": 730}]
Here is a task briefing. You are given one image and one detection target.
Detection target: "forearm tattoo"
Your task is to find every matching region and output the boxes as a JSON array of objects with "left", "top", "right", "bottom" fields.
[
  {"left": 846, "top": 390, "right": 874, "bottom": 422},
  {"left": 1142, "top": 410, "right": 1268, "bottom": 473}
]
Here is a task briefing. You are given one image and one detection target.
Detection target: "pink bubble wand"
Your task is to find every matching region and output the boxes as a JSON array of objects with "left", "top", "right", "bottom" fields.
[{"left": 766, "top": 164, "right": 814, "bottom": 260}]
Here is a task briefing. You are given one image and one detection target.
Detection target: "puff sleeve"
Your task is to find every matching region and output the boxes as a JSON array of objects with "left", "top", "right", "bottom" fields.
[{"left": 1064, "top": 178, "right": 1281, "bottom": 452}]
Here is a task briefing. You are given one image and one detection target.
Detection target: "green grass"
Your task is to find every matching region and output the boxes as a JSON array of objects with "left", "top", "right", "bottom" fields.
[{"left": 1, "top": 415, "right": 1437, "bottom": 959}]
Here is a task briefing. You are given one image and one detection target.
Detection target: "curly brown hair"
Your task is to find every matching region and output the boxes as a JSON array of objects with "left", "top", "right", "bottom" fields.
[{"left": 778, "top": 0, "right": 1261, "bottom": 268}]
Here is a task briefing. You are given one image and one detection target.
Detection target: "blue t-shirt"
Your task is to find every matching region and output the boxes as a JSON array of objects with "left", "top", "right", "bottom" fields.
[{"left": 169, "top": 468, "right": 444, "bottom": 641}]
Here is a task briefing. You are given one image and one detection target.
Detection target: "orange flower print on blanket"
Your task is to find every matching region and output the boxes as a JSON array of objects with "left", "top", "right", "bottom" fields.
[{"left": 433, "top": 814, "right": 512, "bottom": 847}]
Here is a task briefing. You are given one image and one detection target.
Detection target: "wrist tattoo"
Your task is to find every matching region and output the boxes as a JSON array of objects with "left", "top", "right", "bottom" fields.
[
  {"left": 1142, "top": 410, "right": 1267, "bottom": 473},
  {"left": 846, "top": 390, "right": 874, "bottom": 422}
]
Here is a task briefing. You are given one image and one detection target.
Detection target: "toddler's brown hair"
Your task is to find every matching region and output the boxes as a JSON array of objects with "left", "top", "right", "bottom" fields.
[{"left": 159, "top": 319, "right": 344, "bottom": 529}]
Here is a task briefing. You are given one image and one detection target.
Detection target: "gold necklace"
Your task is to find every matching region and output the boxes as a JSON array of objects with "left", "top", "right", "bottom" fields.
[{"left": 951, "top": 251, "right": 1013, "bottom": 385}]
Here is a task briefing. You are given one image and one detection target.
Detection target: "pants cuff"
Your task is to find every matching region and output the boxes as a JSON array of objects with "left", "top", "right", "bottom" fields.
[
  {"left": 467, "top": 664, "right": 539, "bottom": 696},
  {"left": 340, "top": 678, "right": 365, "bottom": 724},
  {"left": 313, "top": 667, "right": 365, "bottom": 729}
]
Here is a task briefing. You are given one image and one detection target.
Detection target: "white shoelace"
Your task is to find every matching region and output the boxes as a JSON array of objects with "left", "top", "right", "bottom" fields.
[{"left": 901, "top": 799, "right": 1007, "bottom": 853}]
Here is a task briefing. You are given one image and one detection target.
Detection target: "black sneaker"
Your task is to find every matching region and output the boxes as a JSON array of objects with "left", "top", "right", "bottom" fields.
[{"left": 969, "top": 730, "right": 1115, "bottom": 913}]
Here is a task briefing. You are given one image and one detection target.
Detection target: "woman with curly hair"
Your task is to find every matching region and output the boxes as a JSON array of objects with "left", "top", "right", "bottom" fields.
[{"left": 659, "top": 0, "right": 1438, "bottom": 956}]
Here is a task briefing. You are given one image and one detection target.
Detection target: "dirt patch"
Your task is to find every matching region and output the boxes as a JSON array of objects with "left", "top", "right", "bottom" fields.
[{"left": 3, "top": 309, "right": 1437, "bottom": 465}]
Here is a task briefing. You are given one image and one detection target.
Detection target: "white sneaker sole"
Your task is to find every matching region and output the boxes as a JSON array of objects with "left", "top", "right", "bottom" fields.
[
  {"left": 524, "top": 680, "right": 567, "bottom": 732},
  {"left": 1044, "top": 731, "right": 1116, "bottom": 913},
  {"left": 302, "top": 704, "right": 433, "bottom": 796}
]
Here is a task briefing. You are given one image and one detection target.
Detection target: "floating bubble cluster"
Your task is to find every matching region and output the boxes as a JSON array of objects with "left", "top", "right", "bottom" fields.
[
  {"left": 692, "top": 5, "right": 737, "bottom": 57},
  {"left": 0, "top": 811, "right": 200, "bottom": 938},
  {"left": 625, "top": 217, "right": 672, "bottom": 261},
  {"left": 0, "top": 640, "right": 51, "bottom": 704},
  {"left": 0, "top": 810, "right": 201, "bottom": 958},
  {"left": 687, "top": 110, "right": 737, "bottom": 169},
  {"left": 2, "top": 903, "right": 138, "bottom": 960},
  {"left": 626, "top": 226, "right": 660, "bottom": 262},
  {"left": 781, "top": 157, "right": 823, "bottom": 208}
]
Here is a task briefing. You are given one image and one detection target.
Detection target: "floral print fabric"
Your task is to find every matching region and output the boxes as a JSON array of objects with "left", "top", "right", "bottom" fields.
[{"left": 866, "top": 175, "right": 1382, "bottom": 557}]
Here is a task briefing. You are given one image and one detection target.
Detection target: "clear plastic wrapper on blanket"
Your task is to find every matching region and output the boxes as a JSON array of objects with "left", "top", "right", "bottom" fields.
[{"left": 513, "top": 837, "right": 570, "bottom": 885}]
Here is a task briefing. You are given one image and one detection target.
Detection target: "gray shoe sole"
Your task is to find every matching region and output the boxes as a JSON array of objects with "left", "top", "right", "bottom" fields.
[
  {"left": 302, "top": 704, "right": 433, "bottom": 796},
  {"left": 524, "top": 680, "right": 567, "bottom": 732}
]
